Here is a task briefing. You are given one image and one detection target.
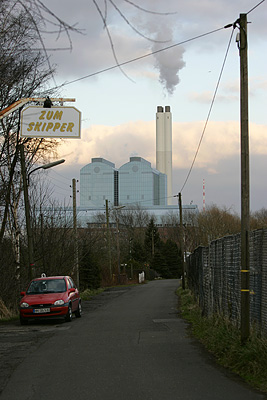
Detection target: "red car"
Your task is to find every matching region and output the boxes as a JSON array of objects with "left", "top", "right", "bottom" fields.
[{"left": 20, "top": 275, "right": 81, "bottom": 325}]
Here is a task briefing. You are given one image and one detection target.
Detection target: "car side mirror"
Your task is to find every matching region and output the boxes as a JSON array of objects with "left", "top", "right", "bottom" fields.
[
  {"left": 69, "top": 288, "right": 76, "bottom": 293},
  {"left": 20, "top": 291, "right": 26, "bottom": 296}
]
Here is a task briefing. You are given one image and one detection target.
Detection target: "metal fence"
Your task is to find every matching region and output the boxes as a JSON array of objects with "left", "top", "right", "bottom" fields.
[{"left": 187, "top": 229, "right": 267, "bottom": 336}]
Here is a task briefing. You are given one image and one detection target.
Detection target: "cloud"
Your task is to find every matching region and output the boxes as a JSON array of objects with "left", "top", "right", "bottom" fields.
[
  {"left": 58, "top": 121, "right": 155, "bottom": 167},
  {"left": 188, "top": 91, "right": 238, "bottom": 104},
  {"left": 41, "top": 0, "right": 267, "bottom": 93},
  {"left": 33, "top": 0, "right": 267, "bottom": 213},
  {"left": 51, "top": 118, "right": 267, "bottom": 212},
  {"left": 58, "top": 120, "right": 267, "bottom": 170}
]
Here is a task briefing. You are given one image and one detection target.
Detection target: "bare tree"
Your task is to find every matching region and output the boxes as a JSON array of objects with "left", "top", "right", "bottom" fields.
[
  {"left": 0, "top": 1, "right": 60, "bottom": 244},
  {"left": 251, "top": 208, "right": 267, "bottom": 230},
  {"left": 195, "top": 205, "right": 241, "bottom": 247},
  {"left": 6, "top": 0, "right": 174, "bottom": 84}
]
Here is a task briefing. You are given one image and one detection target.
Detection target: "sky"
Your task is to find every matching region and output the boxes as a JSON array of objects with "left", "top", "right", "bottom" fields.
[{"left": 35, "top": 0, "right": 267, "bottom": 213}]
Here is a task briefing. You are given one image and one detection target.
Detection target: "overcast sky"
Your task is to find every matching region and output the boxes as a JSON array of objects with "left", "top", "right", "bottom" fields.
[{"left": 37, "top": 0, "right": 267, "bottom": 213}]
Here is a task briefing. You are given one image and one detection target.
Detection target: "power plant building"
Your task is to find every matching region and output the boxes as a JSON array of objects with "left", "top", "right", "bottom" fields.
[
  {"left": 77, "top": 106, "right": 199, "bottom": 225},
  {"left": 119, "top": 157, "right": 166, "bottom": 206},
  {"left": 80, "top": 158, "right": 118, "bottom": 208},
  {"left": 80, "top": 157, "right": 167, "bottom": 208}
]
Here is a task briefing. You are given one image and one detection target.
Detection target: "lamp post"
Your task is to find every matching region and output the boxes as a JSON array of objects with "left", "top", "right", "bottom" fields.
[
  {"left": 20, "top": 143, "right": 65, "bottom": 279},
  {"left": 113, "top": 205, "right": 125, "bottom": 279},
  {"left": 28, "top": 159, "right": 65, "bottom": 183}
]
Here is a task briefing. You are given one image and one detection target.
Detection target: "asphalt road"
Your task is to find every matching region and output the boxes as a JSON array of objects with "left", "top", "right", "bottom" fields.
[{"left": 0, "top": 280, "right": 266, "bottom": 400}]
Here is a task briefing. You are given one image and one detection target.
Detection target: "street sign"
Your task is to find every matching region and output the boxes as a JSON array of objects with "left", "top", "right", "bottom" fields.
[{"left": 20, "top": 106, "right": 81, "bottom": 138}]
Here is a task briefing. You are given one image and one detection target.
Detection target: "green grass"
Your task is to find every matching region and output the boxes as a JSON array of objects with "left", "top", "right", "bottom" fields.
[
  {"left": 80, "top": 288, "right": 104, "bottom": 300},
  {"left": 0, "top": 314, "right": 19, "bottom": 323},
  {"left": 177, "top": 287, "right": 267, "bottom": 393}
]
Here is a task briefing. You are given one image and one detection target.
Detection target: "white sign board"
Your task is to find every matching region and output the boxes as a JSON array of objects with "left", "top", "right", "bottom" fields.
[{"left": 20, "top": 106, "right": 81, "bottom": 138}]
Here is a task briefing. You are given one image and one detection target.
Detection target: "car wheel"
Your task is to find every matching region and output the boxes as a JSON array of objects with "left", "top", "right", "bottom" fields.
[
  {"left": 20, "top": 316, "right": 28, "bottom": 325},
  {"left": 65, "top": 304, "right": 72, "bottom": 322},
  {"left": 75, "top": 302, "right": 82, "bottom": 318}
]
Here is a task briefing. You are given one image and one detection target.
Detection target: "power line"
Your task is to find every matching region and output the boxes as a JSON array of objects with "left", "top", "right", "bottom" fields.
[
  {"left": 49, "top": 176, "right": 70, "bottom": 190},
  {"left": 247, "top": 0, "right": 266, "bottom": 14},
  {"left": 52, "top": 0, "right": 265, "bottom": 91},
  {"left": 46, "top": 174, "right": 71, "bottom": 188},
  {"left": 49, "top": 181, "right": 71, "bottom": 192},
  {"left": 37, "top": 3, "right": 265, "bottom": 207},
  {"left": 53, "top": 26, "right": 225, "bottom": 90},
  {"left": 48, "top": 169, "right": 74, "bottom": 182},
  {"left": 124, "top": 193, "right": 175, "bottom": 207},
  {"left": 179, "top": 26, "right": 235, "bottom": 193}
]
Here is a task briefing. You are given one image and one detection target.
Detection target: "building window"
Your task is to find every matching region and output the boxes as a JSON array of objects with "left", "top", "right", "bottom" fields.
[
  {"left": 127, "top": 195, "right": 130, "bottom": 200},
  {"left": 114, "top": 170, "right": 119, "bottom": 206}
]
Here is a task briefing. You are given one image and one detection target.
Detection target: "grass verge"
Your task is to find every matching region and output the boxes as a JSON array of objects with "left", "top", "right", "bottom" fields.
[
  {"left": 177, "top": 287, "right": 267, "bottom": 393},
  {"left": 80, "top": 288, "right": 105, "bottom": 301}
]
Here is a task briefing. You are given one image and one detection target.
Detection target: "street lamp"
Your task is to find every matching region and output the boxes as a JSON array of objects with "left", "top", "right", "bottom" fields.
[
  {"left": 20, "top": 144, "right": 65, "bottom": 279},
  {"left": 28, "top": 159, "right": 65, "bottom": 183}
]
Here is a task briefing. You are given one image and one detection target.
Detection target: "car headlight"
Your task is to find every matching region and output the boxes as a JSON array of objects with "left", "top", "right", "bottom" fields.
[
  {"left": 54, "top": 299, "right": 64, "bottom": 306},
  {"left": 20, "top": 302, "right": 29, "bottom": 308}
]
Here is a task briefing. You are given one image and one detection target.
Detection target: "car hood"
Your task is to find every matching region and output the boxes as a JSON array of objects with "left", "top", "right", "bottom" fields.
[{"left": 21, "top": 293, "right": 66, "bottom": 305}]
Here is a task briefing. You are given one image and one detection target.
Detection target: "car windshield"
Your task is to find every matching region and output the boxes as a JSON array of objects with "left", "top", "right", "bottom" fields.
[{"left": 26, "top": 279, "right": 66, "bottom": 294}]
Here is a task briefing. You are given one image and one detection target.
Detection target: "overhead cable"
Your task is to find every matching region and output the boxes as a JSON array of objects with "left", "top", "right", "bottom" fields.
[
  {"left": 247, "top": 0, "right": 265, "bottom": 14},
  {"left": 179, "top": 27, "right": 235, "bottom": 193},
  {"left": 53, "top": 26, "right": 225, "bottom": 90}
]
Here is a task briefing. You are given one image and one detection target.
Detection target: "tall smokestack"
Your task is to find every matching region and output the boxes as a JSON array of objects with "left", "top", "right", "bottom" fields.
[
  {"left": 156, "top": 106, "right": 173, "bottom": 205},
  {"left": 156, "top": 106, "right": 165, "bottom": 173}
]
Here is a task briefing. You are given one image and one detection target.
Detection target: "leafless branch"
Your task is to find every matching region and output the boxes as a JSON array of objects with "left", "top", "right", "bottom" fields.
[
  {"left": 123, "top": 0, "right": 177, "bottom": 15},
  {"left": 92, "top": 0, "right": 135, "bottom": 82},
  {"left": 108, "top": 0, "right": 169, "bottom": 43}
]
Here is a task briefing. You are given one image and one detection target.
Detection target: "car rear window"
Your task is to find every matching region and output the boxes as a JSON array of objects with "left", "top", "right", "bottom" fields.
[{"left": 27, "top": 279, "right": 66, "bottom": 294}]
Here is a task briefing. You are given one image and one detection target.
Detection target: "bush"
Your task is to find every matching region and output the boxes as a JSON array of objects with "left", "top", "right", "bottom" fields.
[
  {"left": 79, "top": 245, "right": 101, "bottom": 291},
  {"left": 177, "top": 287, "right": 267, "bottom": 393}
]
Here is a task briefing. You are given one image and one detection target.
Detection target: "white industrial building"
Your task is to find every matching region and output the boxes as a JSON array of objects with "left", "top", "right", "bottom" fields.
[{"left": 77, "top": 105, "right": 199, "bottom": 226}]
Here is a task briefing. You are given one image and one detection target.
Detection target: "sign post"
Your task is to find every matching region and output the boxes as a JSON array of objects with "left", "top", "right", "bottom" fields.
[{"left": 20, "top": 106, "right": 81, "bottom": 138}]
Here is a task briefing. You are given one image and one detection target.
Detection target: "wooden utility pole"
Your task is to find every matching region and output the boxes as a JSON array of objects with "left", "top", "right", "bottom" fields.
[
  {"left": 239, "top": 13, "right": 250, "bottom": 343},
  {"left": 72, "top": 178, "right": 79, "bottom": 288},
  {"left": 115, "top": 215, "right": 121, "bottom": 276},
  {"left": 20, "top": 144, "right": 34, "bottom": 280},
  {"left": 178, "top": 193, "right": 185, "bottom": 290},
  {"left": 151, "top": 227, "right": 155, "bottom": 257},
  {"left": 105, "top": 199, "right": 112, "bottom": 278}
]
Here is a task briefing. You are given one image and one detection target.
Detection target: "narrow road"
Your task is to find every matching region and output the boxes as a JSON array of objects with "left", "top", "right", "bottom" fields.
[{"left": 1, "top": 280, "right": 265, "bottom": 399}]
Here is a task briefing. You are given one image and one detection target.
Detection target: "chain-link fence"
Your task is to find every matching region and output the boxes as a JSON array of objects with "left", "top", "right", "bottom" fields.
[{"left": 187, "top": 229, "right": 267, "bottom": 336}]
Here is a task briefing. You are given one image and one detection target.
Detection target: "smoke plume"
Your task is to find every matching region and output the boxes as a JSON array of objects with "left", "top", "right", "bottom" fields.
[{"left": 152, "top": 30, "right": 186, "bottom": 95}]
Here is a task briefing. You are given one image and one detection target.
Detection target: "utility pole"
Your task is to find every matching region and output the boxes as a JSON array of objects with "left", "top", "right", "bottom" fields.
[
  {"left": 151, "top": 227, "right": 155, "bottom": 257},
  {"left": 115, "top": 215, "right": 120, "bottom": 277},
  {"left": 129, "top": 238, "right": 133, "bottom": 279},
  {"left": 178, "top": 193, "right": 185, "bottom": 290},
  {"left": 239, "top": 13, "right": 250, "bottom": 343},
  {"left": 20, "top": 144, "right": 34, "bottom": 280},
  {"left": 72, "top": 178, "right": 79, "bottom": 288},
  {"left": 113, "top": 205, "right": 125, "bottom": 281},
  {"left": 105, "top": 199, "right": 112, "bottom": 279}
]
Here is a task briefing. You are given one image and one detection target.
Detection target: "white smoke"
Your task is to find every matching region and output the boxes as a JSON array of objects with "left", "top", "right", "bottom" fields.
[
  {"left": 152, "top": 29, "right": 186, "bottom": 95},
  {"left": 149, "top": 19, "right": 185, "bottom": 94}
]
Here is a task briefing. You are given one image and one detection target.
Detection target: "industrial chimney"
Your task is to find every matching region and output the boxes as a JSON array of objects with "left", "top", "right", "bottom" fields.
[{"left": 156, "top": 106, "right": 172, "bottom": 205}]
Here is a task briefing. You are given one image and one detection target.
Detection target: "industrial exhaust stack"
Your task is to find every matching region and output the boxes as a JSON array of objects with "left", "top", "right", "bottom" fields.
[{"left": 156, "top": 106, "right": 172, "bottom": 205}]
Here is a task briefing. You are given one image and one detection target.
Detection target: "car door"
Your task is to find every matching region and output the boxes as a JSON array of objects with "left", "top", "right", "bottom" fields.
[{"left": 67, "top": 277, "right": 78, "bottom": 311}]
